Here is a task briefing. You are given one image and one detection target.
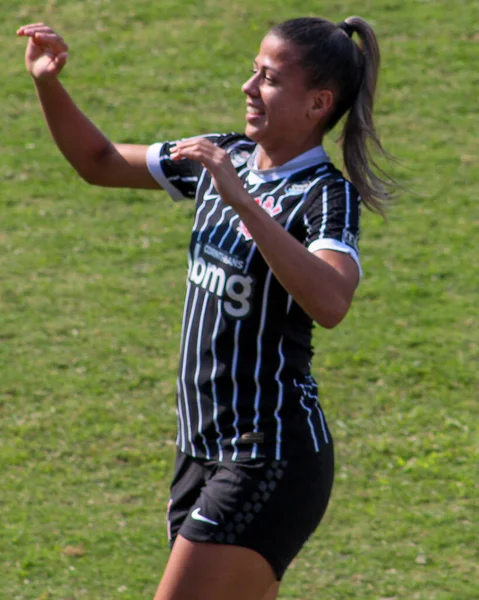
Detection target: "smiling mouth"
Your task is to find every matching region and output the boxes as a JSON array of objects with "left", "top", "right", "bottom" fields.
[{"left": 246, "top": 106, "right": 265, "bottom": 121}]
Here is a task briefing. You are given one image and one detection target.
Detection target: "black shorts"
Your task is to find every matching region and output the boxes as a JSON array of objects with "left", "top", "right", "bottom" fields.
[{"left": 167, "top": 442, "right": 334, "bottom": 580}]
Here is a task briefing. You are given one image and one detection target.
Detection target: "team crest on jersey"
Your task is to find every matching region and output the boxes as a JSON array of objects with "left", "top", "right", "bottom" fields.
[
  {"left": 237, "top": 196, "right": 283, "bottom": 241},
  {"left": 284, "top": 182, "right": 311, "bottom": 196},
  {"left": 229, "top": 149, "right": 251, "bottom": 168}
]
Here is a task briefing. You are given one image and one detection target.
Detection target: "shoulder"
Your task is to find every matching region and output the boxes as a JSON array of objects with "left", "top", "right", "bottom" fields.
[
  {"left": 215, "top": 134, "right": 257, "bottom": 165},
  {"left": 214, "top": 133, "right": 255, "bottom": 147},
  {"left": 307, "top": 163, "right": 355, "bottom": 193},
  {"left": 192, "top": 133, "right": 255, "bottom": 172},
  {"left": 202, "top": 132, "right": 255, "bottom": 152},
  {"left": 303, "top": 165, "right": 360, "bottom": 208},
  {"left": 301, "top": 165, "right": 361, "bottom": 237}
]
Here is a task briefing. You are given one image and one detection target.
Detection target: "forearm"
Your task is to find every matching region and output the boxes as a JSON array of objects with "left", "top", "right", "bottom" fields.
[
  {"left": 33, "top": 77, "right": 112, "bottom": 182},
  {"left": 169, "top": 137, "right": 356, "bottom": 327},
  {"left": 235, "top": 194, "right": 354, "bottom": 328}
]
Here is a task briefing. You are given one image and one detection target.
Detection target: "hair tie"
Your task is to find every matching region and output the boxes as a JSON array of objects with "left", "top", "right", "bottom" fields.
[{"left": 338, "top": 21, "right": 354, "bottom": 38}]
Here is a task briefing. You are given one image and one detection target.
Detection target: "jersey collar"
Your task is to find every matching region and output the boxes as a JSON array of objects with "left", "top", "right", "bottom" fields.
[{"left": 246, "top": 145, "right": 330, "bottom": 184}]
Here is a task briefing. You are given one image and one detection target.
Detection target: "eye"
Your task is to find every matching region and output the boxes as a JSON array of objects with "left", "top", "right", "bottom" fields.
[{"left": 250, "top": 68, "right": 276, "bottom": 84}]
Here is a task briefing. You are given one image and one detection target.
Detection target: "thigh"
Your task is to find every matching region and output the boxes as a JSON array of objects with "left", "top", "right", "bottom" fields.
[{"left": 154, "top": 535, "right": 276, "bottom": 600}]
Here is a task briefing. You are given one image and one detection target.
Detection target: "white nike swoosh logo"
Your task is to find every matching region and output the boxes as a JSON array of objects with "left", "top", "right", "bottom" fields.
[{"left": 191, "top": 508, "right": 219, "bottom": 526}]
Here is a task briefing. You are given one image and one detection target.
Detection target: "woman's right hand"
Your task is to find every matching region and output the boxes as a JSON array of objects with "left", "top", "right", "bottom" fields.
[
  {"left": 16, "top": 23, "right": 69, "bottom": 81},
  {"left": 15, "top": 22, "right": 161, "bottom": 190}
]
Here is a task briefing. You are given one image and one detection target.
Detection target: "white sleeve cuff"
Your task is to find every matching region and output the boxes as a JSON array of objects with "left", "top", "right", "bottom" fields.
[
  {"left": 308, "top": 238, "right": 362, "bottom": 279},
  {"left": 146, "top": 143, "right": 185, "bottom": 201}
]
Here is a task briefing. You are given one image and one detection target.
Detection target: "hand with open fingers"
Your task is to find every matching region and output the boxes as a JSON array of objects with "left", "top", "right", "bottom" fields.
[
  {"left": 16, "top": 23, "right": 69, "bottom": 81},
  {"left": 170, "top": 137, "right": 248, "bottom": 208}
]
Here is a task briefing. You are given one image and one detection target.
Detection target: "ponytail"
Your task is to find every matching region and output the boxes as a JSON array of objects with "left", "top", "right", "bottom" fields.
[
  {"left": 271, "top": 16, "right": 394, "bottom": 215},
  {"left": 339, "top": 16, "right": 392, "bottom": 215}
]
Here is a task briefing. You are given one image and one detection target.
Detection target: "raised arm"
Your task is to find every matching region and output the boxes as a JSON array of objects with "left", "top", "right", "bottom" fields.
[{"left": 16, "top": 23, "right": 161, "bottom": 190}]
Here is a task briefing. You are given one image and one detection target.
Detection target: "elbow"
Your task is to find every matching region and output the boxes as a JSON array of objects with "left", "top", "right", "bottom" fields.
[
  {"left": 76, "top": 157, "right": 110, "bottom": 186},
  {"left": 62, "top": 157, "right": 103, "bottom": 186},
  {"left": 317, "top": 314, "right": 344, "bottom": 330},
  {"left": 314, "top": 298, "right": 350, "bottom": 329},
  {"left": 78, "top": 168, "right": 103, "bottom": 186},
  {"left": 76, "top": 169, "right": 95, "bottom": 185},
  {"left": 68, "top": 144, "right": 114, "bottom": 186}
]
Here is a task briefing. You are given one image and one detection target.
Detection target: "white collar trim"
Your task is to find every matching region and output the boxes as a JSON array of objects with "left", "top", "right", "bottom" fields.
[{"left": 246, "top": 145, "right": 330, "bottom": 184}]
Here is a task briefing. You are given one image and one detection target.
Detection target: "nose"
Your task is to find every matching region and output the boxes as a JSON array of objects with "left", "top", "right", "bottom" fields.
[{"left": 242, "top": 72, "right": 260, "bottom": 97}]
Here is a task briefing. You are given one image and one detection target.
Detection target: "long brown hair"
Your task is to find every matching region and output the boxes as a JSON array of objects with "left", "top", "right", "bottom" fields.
[{"left": 271, "top": 16, "right": 393, "bottom": 214}]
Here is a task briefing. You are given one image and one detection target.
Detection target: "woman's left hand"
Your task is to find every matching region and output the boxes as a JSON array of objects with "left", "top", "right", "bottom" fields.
[
  {"left": 170, "top": 138, "right": 358, "bottom": 328},
  {"left": 170, "top": 138, "right": 248, "bottom": 208}
]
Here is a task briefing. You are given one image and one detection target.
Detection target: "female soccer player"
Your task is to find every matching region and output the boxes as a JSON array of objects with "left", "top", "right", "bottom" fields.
[{"left": 17, "top": 15, "right": 390, "bottom": 600}]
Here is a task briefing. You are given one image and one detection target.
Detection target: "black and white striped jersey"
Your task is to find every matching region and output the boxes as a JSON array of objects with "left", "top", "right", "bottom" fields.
[{"left": 146, "top": 133, "right": 361, "bottom": 461}]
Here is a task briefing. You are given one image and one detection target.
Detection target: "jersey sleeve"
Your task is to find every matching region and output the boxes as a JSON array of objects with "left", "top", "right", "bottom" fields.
[
  {"left": 146, "top": 133, "right": 249, "bottom": 201},
  {"left": 146, "top": 139, "right": 204, "bottom": 201},
  {"left": 303, "top": 178, "right": 362, "bottom": 274}
]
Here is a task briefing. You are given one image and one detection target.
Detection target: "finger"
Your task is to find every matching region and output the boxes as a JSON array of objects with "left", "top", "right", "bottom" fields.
[
  {"left": 170, "top": 145, "right": 197, "bottom": 161},
  {"left": 170, "top": 147, "right": 185, "bottom": 161},
  {"left": 54, "top": 52, "right": 69, "bottom": 68},
  {"left": 38, "top": 51, "right": 69, "bottom": 77},
  {"left": 171, "top": 147, "right": 216, "bottom": 170},
  {"left": 17, "top": 22, "right": 48, "bottom": 29},
  {"left": 17, "top": 24, "right": 53, "bottom": 36},
  {"left": 171, "top": 143, "right": 206, "bottom": 158},
  {"left": 173, "top": 140, "right": 215, "bottom": 160},
  {"left": 18, "top": 28, "right": 59, "bottom": 42},
  {"left": 170, "top": 141, "right": 199, "bottom": 157},
  {"left": 176, "top": 137, "right": 213, "bottom": 149},
  {"left": 31, "top": 32, "right": 68, "bottom": 51},
  {"left": 187, "top": 143, "right": 228, "bottom": 163},
  {"left": 45, "top": 54, "right": 69, "bottom": 76}
]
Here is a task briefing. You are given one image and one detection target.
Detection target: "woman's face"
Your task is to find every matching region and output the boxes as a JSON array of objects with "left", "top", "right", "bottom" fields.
[{"left": 241, "top": 33, "right": 325, "bottom": 165}]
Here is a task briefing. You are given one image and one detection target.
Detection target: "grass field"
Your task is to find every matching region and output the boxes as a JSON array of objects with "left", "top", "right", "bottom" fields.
[{"left": 1, "top": 0, "right": 478, "bottom": 598}]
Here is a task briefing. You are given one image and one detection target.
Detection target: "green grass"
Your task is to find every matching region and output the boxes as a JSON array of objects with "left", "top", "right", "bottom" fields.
[{"left": 2, "top": 0, "right": 478, "bottom": 598}]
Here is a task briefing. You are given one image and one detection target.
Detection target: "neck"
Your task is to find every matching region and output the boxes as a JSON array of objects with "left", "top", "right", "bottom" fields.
[
  {"left": 254, "top": 130, "right": 325, "bottom": 170},
  {"left": 255, "top": 138, "right": 324, "bottom": 170}
]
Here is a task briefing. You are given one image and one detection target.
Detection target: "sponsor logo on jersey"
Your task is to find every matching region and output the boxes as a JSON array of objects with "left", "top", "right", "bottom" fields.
[
  {"left": 229, "top": 149, "right": 251, "bottom": 168},
  {"left": 203, "top": 243, "right": 244, "bottom": 269},
  {"left": 284, "top": 182, "right": 311, "bottom": 196},
  {"left": 189, "top": 243, "right": 254, "bottom": 319},
  {"left": 237, "top": 196, "right": 283, "bottom": 241}
]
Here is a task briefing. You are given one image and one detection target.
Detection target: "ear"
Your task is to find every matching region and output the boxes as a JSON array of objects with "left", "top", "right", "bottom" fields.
[{"left": 307, "top": 89, "right": 334, "bottom": 122}]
